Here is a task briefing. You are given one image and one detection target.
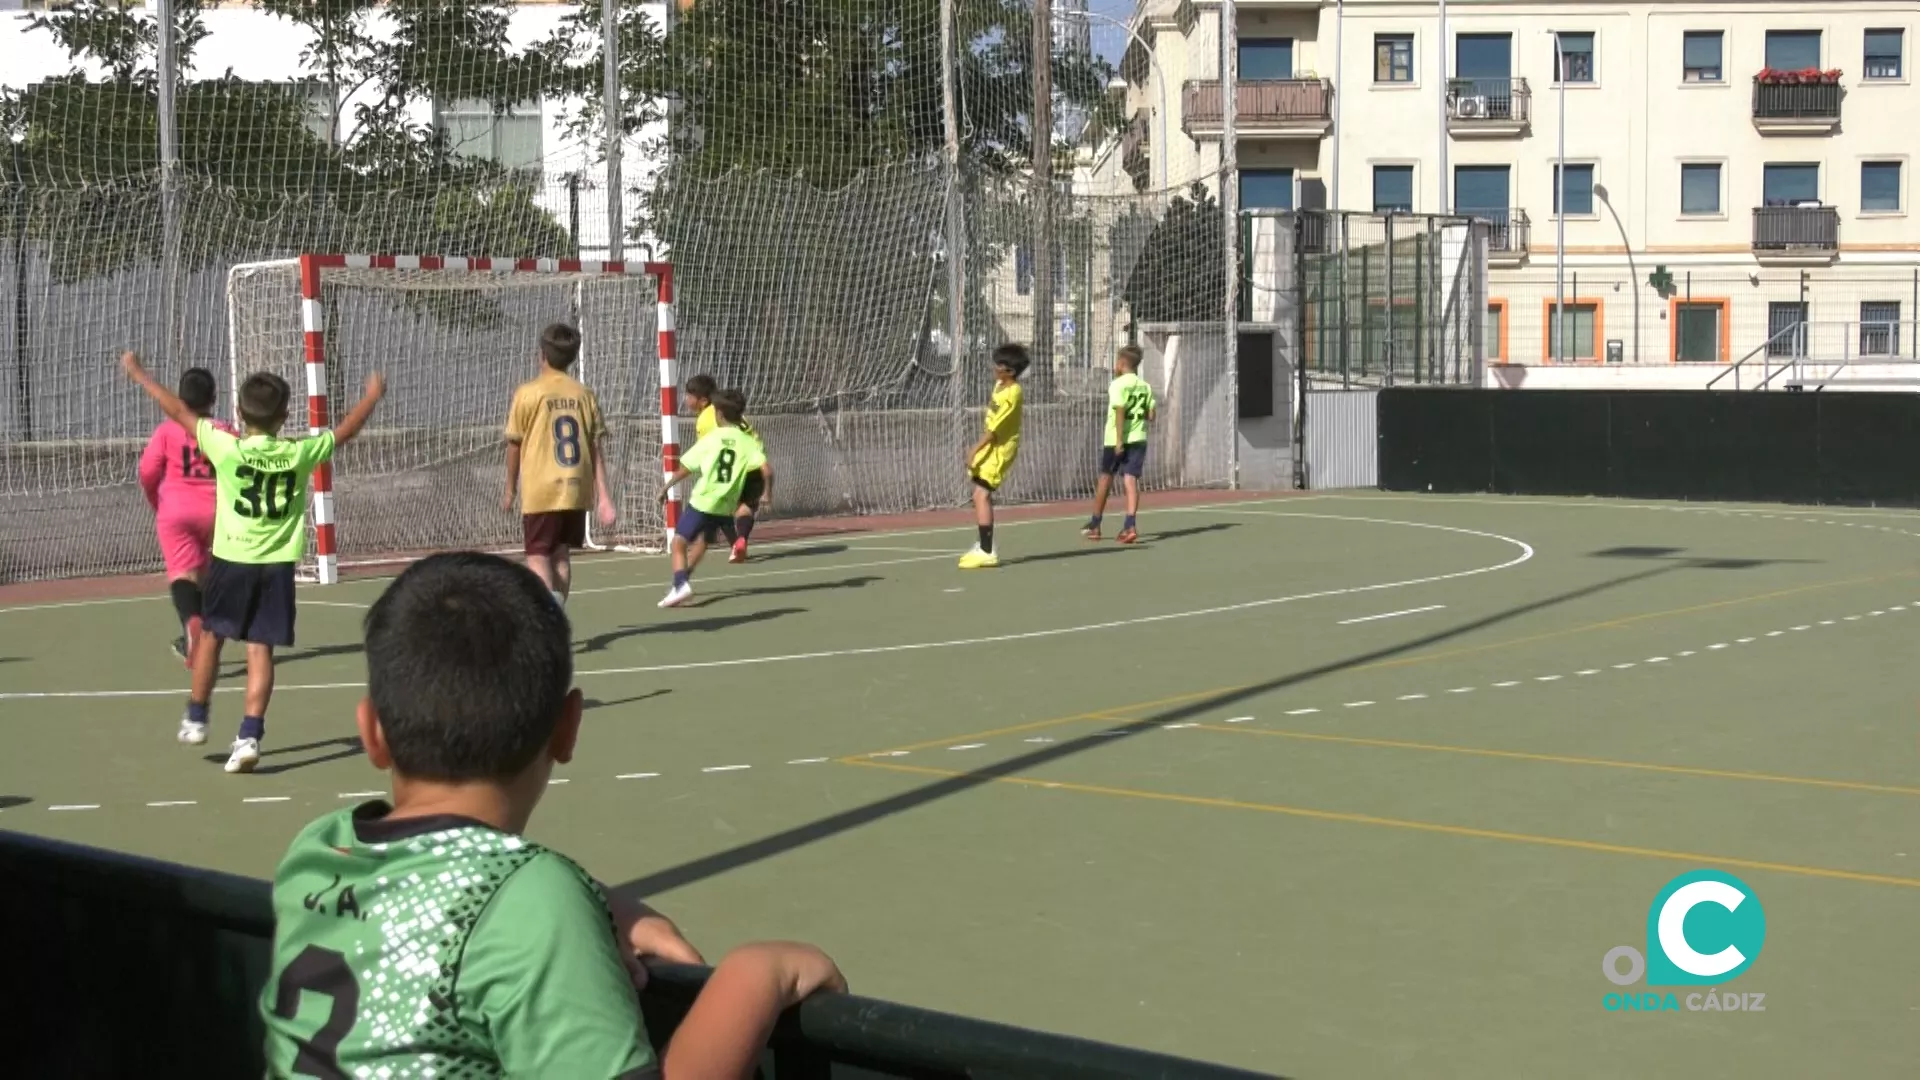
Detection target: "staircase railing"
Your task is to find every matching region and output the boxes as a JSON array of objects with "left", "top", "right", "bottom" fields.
[{"left": 1706, "top": 321, "right": 1807, "bottom": 390}]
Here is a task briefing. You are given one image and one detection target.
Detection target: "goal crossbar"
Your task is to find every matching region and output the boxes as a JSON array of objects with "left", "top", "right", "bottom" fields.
[{"left": 243, "top": 253, "right": 682, "bottom": 584}]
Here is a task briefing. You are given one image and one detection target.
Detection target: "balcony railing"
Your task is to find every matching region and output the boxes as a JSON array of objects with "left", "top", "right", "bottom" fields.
[
  {"left": 1120, "top": 110, "right": 1150, "bottom": 185},
  {"left": 1476, "top": 208, "right": 1531, "bottom": 256},
  {"left": 1182, "top": 79, "right": 1333, "bottom": 136},
  {"left": 1446, "top": 78, "right": 1531, "bottom": 129},
  {"left": 1752, "top": 80, "right": 1842, "bottom": 124},
  {"left": 1752, "top": 205, "right": 1838, "bottom": 253}
]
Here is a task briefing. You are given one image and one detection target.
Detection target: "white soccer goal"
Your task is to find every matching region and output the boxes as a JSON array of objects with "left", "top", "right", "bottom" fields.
[{"left": 225, "top": 254, "right": 680, "bottom": 584}]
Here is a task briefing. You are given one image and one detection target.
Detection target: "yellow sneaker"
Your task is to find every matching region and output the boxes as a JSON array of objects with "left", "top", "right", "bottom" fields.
[{"left": 957, "top": 545, "right": 1000, "bottom": 569}]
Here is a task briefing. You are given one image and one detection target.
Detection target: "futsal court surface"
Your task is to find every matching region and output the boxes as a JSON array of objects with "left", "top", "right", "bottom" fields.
[{"left": 2, "top": 491, "right": 1917, "bottom": 1078}]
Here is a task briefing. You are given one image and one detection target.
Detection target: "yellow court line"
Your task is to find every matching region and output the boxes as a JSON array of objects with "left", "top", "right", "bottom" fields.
[
  {"left": 863, "top": 570, "right": 1916, "bottom": 757},
  {"left": 839, "top": 758, "right": 1920, "bottom": 890},
  {"left": 1191, "top": 725, "right": 1920, "bottom": 798}
]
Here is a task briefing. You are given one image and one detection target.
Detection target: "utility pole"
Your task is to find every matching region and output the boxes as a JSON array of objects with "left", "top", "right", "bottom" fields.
[
  {"left": 156, "top": 0, "right": 181, "bottom": 369},
  {"left": 1031, "top": 0, "right": 1055, "bottom": 395},
  {"left": 602, "top": 0, "right": 623, "bottom": 261},
  {"left": 940, "top": 0, "right": 967, "bottom": 440}
]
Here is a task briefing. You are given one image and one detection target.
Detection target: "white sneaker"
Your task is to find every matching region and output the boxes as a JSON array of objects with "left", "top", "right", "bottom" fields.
[
  {"left": 224, "top": 737, "right": 261, "bottom": 774},
  {"left": 657, "top": 582, "right": 693, "bottom": 609},
  {"left": 177, "top": 718, "right": 208, "bottom": 745}
]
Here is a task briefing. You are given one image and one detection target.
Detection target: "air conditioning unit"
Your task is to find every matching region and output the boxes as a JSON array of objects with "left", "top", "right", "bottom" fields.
[{"left": 1456, "top": 96, "right": 1489, "bottom": 119}]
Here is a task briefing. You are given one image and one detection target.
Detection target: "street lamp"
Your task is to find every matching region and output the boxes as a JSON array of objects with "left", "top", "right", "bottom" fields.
[
  {"left": 1059, "top": 8, "right": 1171, "bottom": 192},
  {"left": 1593, "top": 183, "right": 1637, "bottom": 365}
]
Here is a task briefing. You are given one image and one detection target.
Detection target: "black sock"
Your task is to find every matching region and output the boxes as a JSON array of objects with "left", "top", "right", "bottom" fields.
[
  {"left": 169, "top": 579, "right": 202, "bottom": 631},
  {"left": 978, "top": 524, "right": 993, "bottom": 552}
]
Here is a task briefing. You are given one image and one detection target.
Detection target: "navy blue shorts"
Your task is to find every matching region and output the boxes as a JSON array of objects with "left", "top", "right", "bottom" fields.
[
  {"left": 201, "top": 557, "right": 297, "bottom": 647},
  {"left": 740, "top": 472, "right": 765, "bottom": 510},
  {"left": 675, "top": 507, "right": 739, "bottom": 546},
  {"left": 1100, "top": 443, "right": 1148, "bottom": 478}
]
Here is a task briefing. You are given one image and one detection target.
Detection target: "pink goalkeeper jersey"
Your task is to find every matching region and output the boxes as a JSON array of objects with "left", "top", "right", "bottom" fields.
[{"left": 139, "top": 417, "right": 231, "bottom": 517}]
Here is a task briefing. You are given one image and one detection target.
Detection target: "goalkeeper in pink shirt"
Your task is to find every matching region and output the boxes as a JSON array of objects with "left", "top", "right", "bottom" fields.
[{"left": 137, "top": 367, "right": 230, "bottom": 665}]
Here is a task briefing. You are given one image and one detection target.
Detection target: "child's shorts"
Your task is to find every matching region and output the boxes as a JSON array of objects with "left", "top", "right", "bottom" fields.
[
  {"left": 523, "top": 511, "right": 587, "bottom": 556},
  {"left": 675, "top": 507, "right": 739, "bottom": 546},
  {"left": 739, "top": 472, "right": 765, "bottom": 510},
  {"left": 969, "top": 445, "right": 1018, "bottom": 492},
  {"left": 155, "top": 512, "right": 214, "bottom": 578},
  {"left": 1099, "top": 442, "right": 1149, "bottom": 478},
  {"left": 202, "top": 557, "right": 298, "bottom": 647}
]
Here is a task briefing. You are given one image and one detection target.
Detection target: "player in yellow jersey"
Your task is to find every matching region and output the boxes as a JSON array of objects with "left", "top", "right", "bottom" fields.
[
  {"left": 504, "top": 324, "right": 615, "bottom": 609},
  {"left": 959, "top": 344, "right": 1030, "bottom": 569},
  {"left": 685, "top": 374, "right": 772, "bottom": 563}
]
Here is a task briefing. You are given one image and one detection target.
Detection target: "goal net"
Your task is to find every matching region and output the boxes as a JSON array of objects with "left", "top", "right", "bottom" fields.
[{"left": 226, "top": 255, "right": 673, "bottom": 584}]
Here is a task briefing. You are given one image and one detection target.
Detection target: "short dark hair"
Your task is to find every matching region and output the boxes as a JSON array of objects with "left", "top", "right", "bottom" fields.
[
  {"left": 237, "top": 372, "right": 291, "bottom": 430},
  {"left": 712, "top": 388, "right": 747, "bottom": 424},
  {"left": 684, "top": 374, "right": 717, "bottom": 400},
  {"left": 540, "top": 323, "right": 581, "bottom": 370},
  {"left": 992, "top": 343, "right": 1031, "bottom": 378},
  {"left": 1116, "top": 345, "right": 1143, "bottom": 370},
  {"left": 364, "top": 552, "right": 573, "bottom": 782},
  {"left": 178, "top": 367, "right": 217, "bottom": 415}
]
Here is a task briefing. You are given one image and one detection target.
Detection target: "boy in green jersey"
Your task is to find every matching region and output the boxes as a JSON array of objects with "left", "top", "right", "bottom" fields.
[
  {"left": 121, "top": 351, "right": 385, "bottom": 773},
  {"left": 1081, "top": 345, "right": 1156, "bottom": 544},
  {"left": 657, "top": 389, "right": 770, "bottom": 608},
  {"left": 261, "top": 552, "right": 846, "bottom": 1078}
]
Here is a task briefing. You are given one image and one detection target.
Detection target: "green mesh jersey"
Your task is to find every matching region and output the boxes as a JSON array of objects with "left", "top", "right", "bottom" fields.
[
  {"left": 261, "top": 803, "right": 659, "bottom": 1079},
  {"left": 197, "top": 419, "right": 335, "bottom": 564}
]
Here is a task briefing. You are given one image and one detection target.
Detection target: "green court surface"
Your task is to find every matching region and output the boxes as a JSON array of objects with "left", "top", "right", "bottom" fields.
[{"left": 3, "top": 492, "right": 1919, "bottom": 1077}]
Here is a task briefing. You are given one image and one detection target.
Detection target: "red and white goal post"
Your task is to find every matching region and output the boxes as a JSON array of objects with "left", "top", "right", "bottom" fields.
[{"left": 228, "top": 253, "right": 681, "bottom": 585}]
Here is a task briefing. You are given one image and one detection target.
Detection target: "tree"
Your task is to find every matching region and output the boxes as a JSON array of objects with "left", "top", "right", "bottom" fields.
[{"left": 1116, "top": 183, "right": 1225, "bottom": 325}]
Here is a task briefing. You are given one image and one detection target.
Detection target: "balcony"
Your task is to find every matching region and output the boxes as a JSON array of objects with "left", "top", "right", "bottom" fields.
[
  {"left": 1446, "top": 78, "right": 1530, "bottom": 138},
  {"left": 1751, "top": 78, "right": 1842, "bottom": 135},
  {"left": 1752, "top": 205, "right": 1838, "bottom": 265},
  {"left": 1183, "top": 79, "right": 1334, "bottom": 139},
  {"left": 1461, "top": 208, "right": 1530, "bottom": 266}
]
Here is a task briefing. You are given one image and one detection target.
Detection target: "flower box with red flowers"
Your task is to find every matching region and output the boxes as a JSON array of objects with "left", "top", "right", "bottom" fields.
[{"left": 1754, "top": 68, "right": 1843, "bottom": 85}]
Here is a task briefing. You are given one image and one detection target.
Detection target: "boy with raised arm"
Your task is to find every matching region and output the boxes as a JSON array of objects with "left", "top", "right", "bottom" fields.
[
  {"left": 121, "top": 351, "right": 385, "bottom": 773},
  {"left": 505, "top": 322, "right": 616, "bottom": 608},
  {"left": 260, "top": 552, "right": 845, "bottom": 1077},
  {"left": 137, "top": 366, "right": 232, "bottom": 664},
  {"left": 1081, "top": 344, "right": 1156, "bottom": 543}
]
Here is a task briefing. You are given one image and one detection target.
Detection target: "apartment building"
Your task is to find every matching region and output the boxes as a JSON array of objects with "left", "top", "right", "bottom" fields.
[{"left": 1120, "top": 0, "right": 1920, "bottom": 378}]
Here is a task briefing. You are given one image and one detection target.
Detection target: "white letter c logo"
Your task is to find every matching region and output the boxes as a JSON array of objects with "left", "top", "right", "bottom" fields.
[{"left": 1657, "top": 880, "right": 1747, "bottom": 977}]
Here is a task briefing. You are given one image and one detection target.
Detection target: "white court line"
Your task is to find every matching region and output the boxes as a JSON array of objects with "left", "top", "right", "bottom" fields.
[
  {"left": 1338, "top": 604, "right": 1446, "bottom": 625},
  {"left": 48, "top": 804, "right": 98, "bottom": 811},
  {"left": 570, "top": 553, "right": 953, "bottom": 597},
  {"left": 303, "top": 600, "right": 371, "bottom": 610},
  {"left": 701, "top": 765, "right": 750, "bottom": 773},
  {"left": 1284, "top": 708, "right": 1320, "bottom": 715},
  {"left": 0, "top": 511, "right": 1534, "bottom": 700},
  {"left": 786, "top": 758, "right": 829, "bottom": 765},
  {"left": 337, "top": 791, "right": 382, "bottom": 799},
  {"left": 147, "top": 800, "right": 196, "bottom": 807},
  {"left": 948, "top": 743, "right": 986, "bottom": 750},
  {"left": 0, "top": 495, "right": 1324, "bottom": 616},
  {"left": 244, "top": 796, "right": 290, "bottom": 803},
  {"left": 617, "top": 772, "right": 660, "bottom": 779},
  {"left": 1309, "top": 493, "right": 1920, "bottom": 523}
]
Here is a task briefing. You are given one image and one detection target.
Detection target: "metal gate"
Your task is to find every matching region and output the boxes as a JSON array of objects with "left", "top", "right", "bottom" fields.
[{"left": 1302, "top": 389, "right": 1378, "bottom": 489}]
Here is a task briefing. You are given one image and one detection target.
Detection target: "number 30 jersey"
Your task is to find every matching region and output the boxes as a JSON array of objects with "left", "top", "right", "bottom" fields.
[
  {"left": 196, "top": 418, "right": 335, "bottom": 564},
  {"left": 262, "top": 803, "right": 659, "bottom": 1080},
  {"left": 506, "top": 368, "right": 608, "bottom": 515}
]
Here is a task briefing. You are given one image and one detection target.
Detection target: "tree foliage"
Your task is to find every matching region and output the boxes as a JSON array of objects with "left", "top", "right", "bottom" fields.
[{"left": 1117, "top": 183, "right": 1225, "bottom": 325}]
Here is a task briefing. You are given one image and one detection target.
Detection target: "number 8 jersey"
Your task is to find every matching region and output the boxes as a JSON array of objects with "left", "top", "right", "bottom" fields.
[
  {"left": 505, "top": 368, "right": 608, "bottom": 515},
  {"left": 196, "top": 418, "right": 336, "bottom": 564}
]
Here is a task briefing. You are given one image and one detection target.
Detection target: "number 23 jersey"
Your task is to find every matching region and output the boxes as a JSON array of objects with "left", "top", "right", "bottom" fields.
[
  {"left": 506, "top": 369, "right": 608, "bottom": 515},
  {"left": 261, "top": 803, "right": 658, "bottom": 1079},
  {"left": 195, "top": 418, "right": 335, "bottom": 565}
]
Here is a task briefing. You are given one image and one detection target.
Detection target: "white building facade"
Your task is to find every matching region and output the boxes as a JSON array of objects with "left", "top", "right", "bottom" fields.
[{"left": 1122, "top": 0, "right": 1920, "bottom": 382}]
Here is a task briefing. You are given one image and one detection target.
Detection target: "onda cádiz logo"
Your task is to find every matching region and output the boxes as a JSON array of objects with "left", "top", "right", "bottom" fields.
[{"left": 1601, "top": 870, "right": 1768, "bottom": 1014}]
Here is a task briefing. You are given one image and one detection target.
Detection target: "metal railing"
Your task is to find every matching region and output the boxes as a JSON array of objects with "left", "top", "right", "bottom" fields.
[
  {"left": 1182, "top": 79, "right": 1334, "bottom": 131},
  {"left": 1753, "top": 205, "right": 1838, "bottom": 252},
  {"left": 1466, "top": 208, "right": 1530, "bottom": 255},
  {"left": 1708, "top": 320, "right": 1920, "bottom": 390},
  {"left": 1446, "top": 77, "right": 1531, "bottom": 126},
  {"left": 1752, "top": 80, "right": 1842, "bottom": 121}
]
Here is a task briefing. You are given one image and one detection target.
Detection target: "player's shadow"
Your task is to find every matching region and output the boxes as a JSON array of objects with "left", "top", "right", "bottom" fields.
[
  {"left": 577, "top": 607, "right": 806, "bottom": 653},
  {"left": 1146, "top": 522, "right": 1240, "bottom": 543},
  {"left": 1589, "top": 546, "right": 1819, "bottom": 570},
  {"left": 1013, "top": 546, "right": 1141, "bottom": 566},
  {"left": 584, "top": 689, "right": 673, "bottom": 712},
  {"left": 741, "top": 544, "right": 850, "bottom": 563},
  {"left": 0, "top": 796, "right": 29, "bottom": 811},
  {"left": 220, "top": 642, "right": 365, "bottom": 676},
  {"left": 609, "top": 559, "right": 1699, "bottom": 901},
  {"left": 203, "top": 736, "right": 364, "bottom": 775},
  {"left": 686, "top": 575, "right": 882, "bottom": 607}
]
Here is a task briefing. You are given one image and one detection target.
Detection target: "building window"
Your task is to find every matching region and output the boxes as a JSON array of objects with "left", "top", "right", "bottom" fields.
[
  {"left": 1375, "top": 34, "right": 1414, "bottom": 83},
  {"left": 1554, "top": 32, "right": 1595, "bottom": 83},
  {"left": 1681, "top": 163, "right": 1722, "bottom": 215},
  {"left": 1862, "top": 161, "right": 1903, "bottom": 212},
  {"left": 1373, "top": 166, "right": 1414, "bottom": 213},
  {"left": 1240, "top": 39, "right": 1294, "bottom": 80},
  {"left": 1865, "top": 29, "right": 1904, "bottom": 80},
  {"left": 1861, "top": 302, "right": 1902, "bottom": 355},
  {"left": 1762, "top": 163, "right": 1820, "bottom": 207},
  {"left": 1546, "top": 302, "right": 1600, "bottom": 362},
  {"left": 1683, "top": 31, "right": 1724, "bottom": 82},
  {"left": 1486, "top": 301, "right": 1506, "bottom": 361},
  {"left": 1674, "top": 301, "right": 1726, "bottom": 362},
  {"left": 1455, "top": 34, "right": 1513, "bottom": 80},
  {"left": 1765, "top": 30, "right": 1822, "bottom": 72},
  {"left": 435, "top": 98, "right": 544, "bottom": 174},
  {"left": 1767, "top": 301, "right": 1809, "bottom": 357},
  {"left": 1553, "top": 163, "right": 1595, "bottom": 215},
  {"left": 1240, "top": 169, "right": 1296, "bottom": 211}
]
